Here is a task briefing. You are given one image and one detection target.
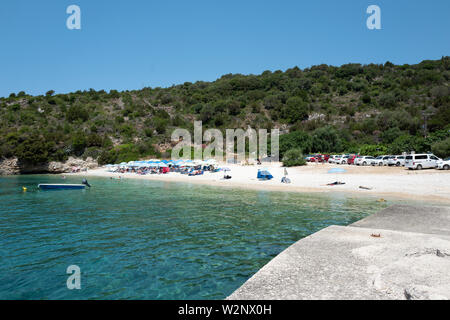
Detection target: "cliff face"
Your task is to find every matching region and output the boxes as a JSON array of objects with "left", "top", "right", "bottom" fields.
[
  {"left": 0, "top": 158, "right": 20, "bottom": 175},
  {"left": 0, "top": 157, "right": 98, "bottom": 175}
]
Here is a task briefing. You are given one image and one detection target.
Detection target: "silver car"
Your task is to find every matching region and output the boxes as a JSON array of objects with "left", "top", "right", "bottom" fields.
[
  {"left": 387, "top": 155, "right": 405, "bottom": 166},
  {"left": 371, "top": 156, "right": 385, "bottom": 166}
]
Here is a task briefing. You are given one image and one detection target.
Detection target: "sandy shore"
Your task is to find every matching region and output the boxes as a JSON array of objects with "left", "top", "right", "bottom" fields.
[{"left": 71, "top": 163, "right": 450, "bottom": 203}]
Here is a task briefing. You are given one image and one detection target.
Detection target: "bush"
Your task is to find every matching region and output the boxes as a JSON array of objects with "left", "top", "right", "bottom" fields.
[
  {"left": 311, "top": 126, "right": 343, "bottom": 153},
  {"left": 431, "top": 137, "right": 450, "bottom": 158},
  {"left": 388, "top": 135, "right": 424, "bottom": 154},
  {"left": 15, "top": 133, "right": 53, "bottom": 164},
  {"left": 153, "top": 117, "right": 168, "bottom": 134},
  {"left": 282, "top": 97, "right": 309, "bottom": 124},
  {"left": 71, "top": 132, "right": 87, "bottom": 156},
  {"left": 82, "top": 147, "right": 101, "bottom": 160},
  {"left": 280, "top": 131, "right": 312, "bottom": 159},
  {"left": 282, "top": 148, "right": 307, "bottom": 167},
  {"left": 358, "top": 144, "right": 388, "bottom": 156},
  {"left": 66, "top": 105, "right": 89, "bottom": 122},
  {"left": 98, "top": 149, "right": 118, "bottom": 165}
]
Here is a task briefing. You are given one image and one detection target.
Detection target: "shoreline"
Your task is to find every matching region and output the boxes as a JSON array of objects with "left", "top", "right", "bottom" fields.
[{"left": 69, "top": 163, "right": 450, "bottom": 204}]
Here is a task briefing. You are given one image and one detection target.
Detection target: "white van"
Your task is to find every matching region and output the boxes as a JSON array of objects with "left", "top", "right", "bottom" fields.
[{"left": 405, "top": 154, "right": 441, "bottom": 170}]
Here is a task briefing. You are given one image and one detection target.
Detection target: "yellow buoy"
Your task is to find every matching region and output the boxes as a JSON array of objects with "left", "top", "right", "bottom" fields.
[{"left": 22, "top": 187, "right": 27, "bottom": 192}]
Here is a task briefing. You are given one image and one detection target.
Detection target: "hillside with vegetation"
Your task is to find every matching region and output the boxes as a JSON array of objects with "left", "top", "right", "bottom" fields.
[{"left": 1, "top": 57, "right": 449, "bottom": 167}]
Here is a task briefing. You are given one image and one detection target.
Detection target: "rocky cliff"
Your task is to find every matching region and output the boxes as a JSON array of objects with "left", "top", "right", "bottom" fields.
[{"left": 0, "top": 157, "right": 98, "bottom": 175}]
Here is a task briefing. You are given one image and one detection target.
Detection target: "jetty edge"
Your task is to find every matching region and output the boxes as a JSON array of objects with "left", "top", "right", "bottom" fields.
[{"left": 228, "top": 204, "right": 450, "bottom": 300}]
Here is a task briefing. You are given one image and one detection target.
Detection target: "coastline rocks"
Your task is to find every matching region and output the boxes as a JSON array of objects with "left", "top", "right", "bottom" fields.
[
  {"left": 0, "top": 157, "right": 98, "bottom": 175},
  {"left": 0, "top": 158, "right": 20, "bottom": 175}
]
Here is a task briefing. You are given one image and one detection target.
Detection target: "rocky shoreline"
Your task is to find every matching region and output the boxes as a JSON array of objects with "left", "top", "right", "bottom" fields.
[{"left": 0, "top": 157, "right": 98, "bottom": 175}]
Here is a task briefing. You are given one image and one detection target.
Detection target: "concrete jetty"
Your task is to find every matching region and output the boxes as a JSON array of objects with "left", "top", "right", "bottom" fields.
[{"left": 228, "top": 204, "right": 450, "bottom": 300}]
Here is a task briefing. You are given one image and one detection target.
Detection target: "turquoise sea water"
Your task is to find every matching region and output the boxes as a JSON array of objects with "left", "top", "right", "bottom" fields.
[{"left": 0, "top": 175, "right": 395, "bottom": 299}]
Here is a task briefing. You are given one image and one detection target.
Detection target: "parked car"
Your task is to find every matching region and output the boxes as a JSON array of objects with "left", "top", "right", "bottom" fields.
[
  {"left": 309, "top": 154, "right": 324, "bottom": 163},
  {"left": 381, "top": 155, "right": 391, "bottom": 166},
  {"left": 385, "top": 156, "right": 395, "bottom": 165},
  {"left": 353, "top": 156, "right": 362, "bottom": 165},
  {"left": 405, "top": 153, "right": 441, "bottom": 170},
  {"left": 328, "top": 155, "right": 339, "bottom": 164},
  {"left": 339, "top": 155, "right": 350, "bottom": 164},
  {"left": 371, "top": 156, "right": 385, "bottom": 166},
  {"left": 347, "top": 155, "right": 358, "bottom": 165},
  {"left": 437, "top": 157, "right": 450, "bottom": 170},
  {"left": 387, "top": 155, "right": 406, "bottom": 166},
  {"left": 354, "top": 156, "right": 375, "bottom": 166},
  {"left": 314, "top": 154, "right": 328, "bottom": 163}
]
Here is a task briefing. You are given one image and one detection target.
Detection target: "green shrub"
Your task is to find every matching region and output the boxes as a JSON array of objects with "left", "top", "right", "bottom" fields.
[
  {"left": 358, "top": 144, "right": 388, "bottom": 156},
  {"left": 280, "top": 131, "right": 312, "bottom": 159},
  {"left": 282, "top": 148, "right": 307, "bottom": 167},
  {"left": 15, "top": 133, "right": 53, "bottom": 164},
  {"left": 431, "top": 137, "right": 450, "bottom": 158},
  {"left": 66, "top": 105, "right": 89, "bottom": 122}
]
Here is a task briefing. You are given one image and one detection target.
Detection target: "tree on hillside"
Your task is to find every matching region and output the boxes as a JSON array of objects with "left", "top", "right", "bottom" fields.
[
  {"left": 279, "top": 131, "right": 312, "bottom": 158},
  {"left": 282, "top": 97, "right": 309, "bottom": 124},
  {"left": 311, "top": 126, "right": 343, "bottom": 153}
]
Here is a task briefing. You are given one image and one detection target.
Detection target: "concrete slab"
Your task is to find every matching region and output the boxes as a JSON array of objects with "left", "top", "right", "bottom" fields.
[
  {"left": 351, "top": 204, "right": 450, "bottom": 236},
  {"left": 228, "top": 225, "right": 450, "bottom": 300}
]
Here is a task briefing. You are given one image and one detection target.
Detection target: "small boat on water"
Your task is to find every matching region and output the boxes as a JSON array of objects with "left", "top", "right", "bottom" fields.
[
  {"left": 38, "top": 179, "right": 91, "bottom": 190},
  {"left": 38, "top": 184, "right": 86, "bottom": 190}
]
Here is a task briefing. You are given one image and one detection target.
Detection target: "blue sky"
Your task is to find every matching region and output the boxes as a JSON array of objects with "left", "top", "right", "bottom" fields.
[{"left": 0, "top": 0, "right": 448, "bottom": 97}]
